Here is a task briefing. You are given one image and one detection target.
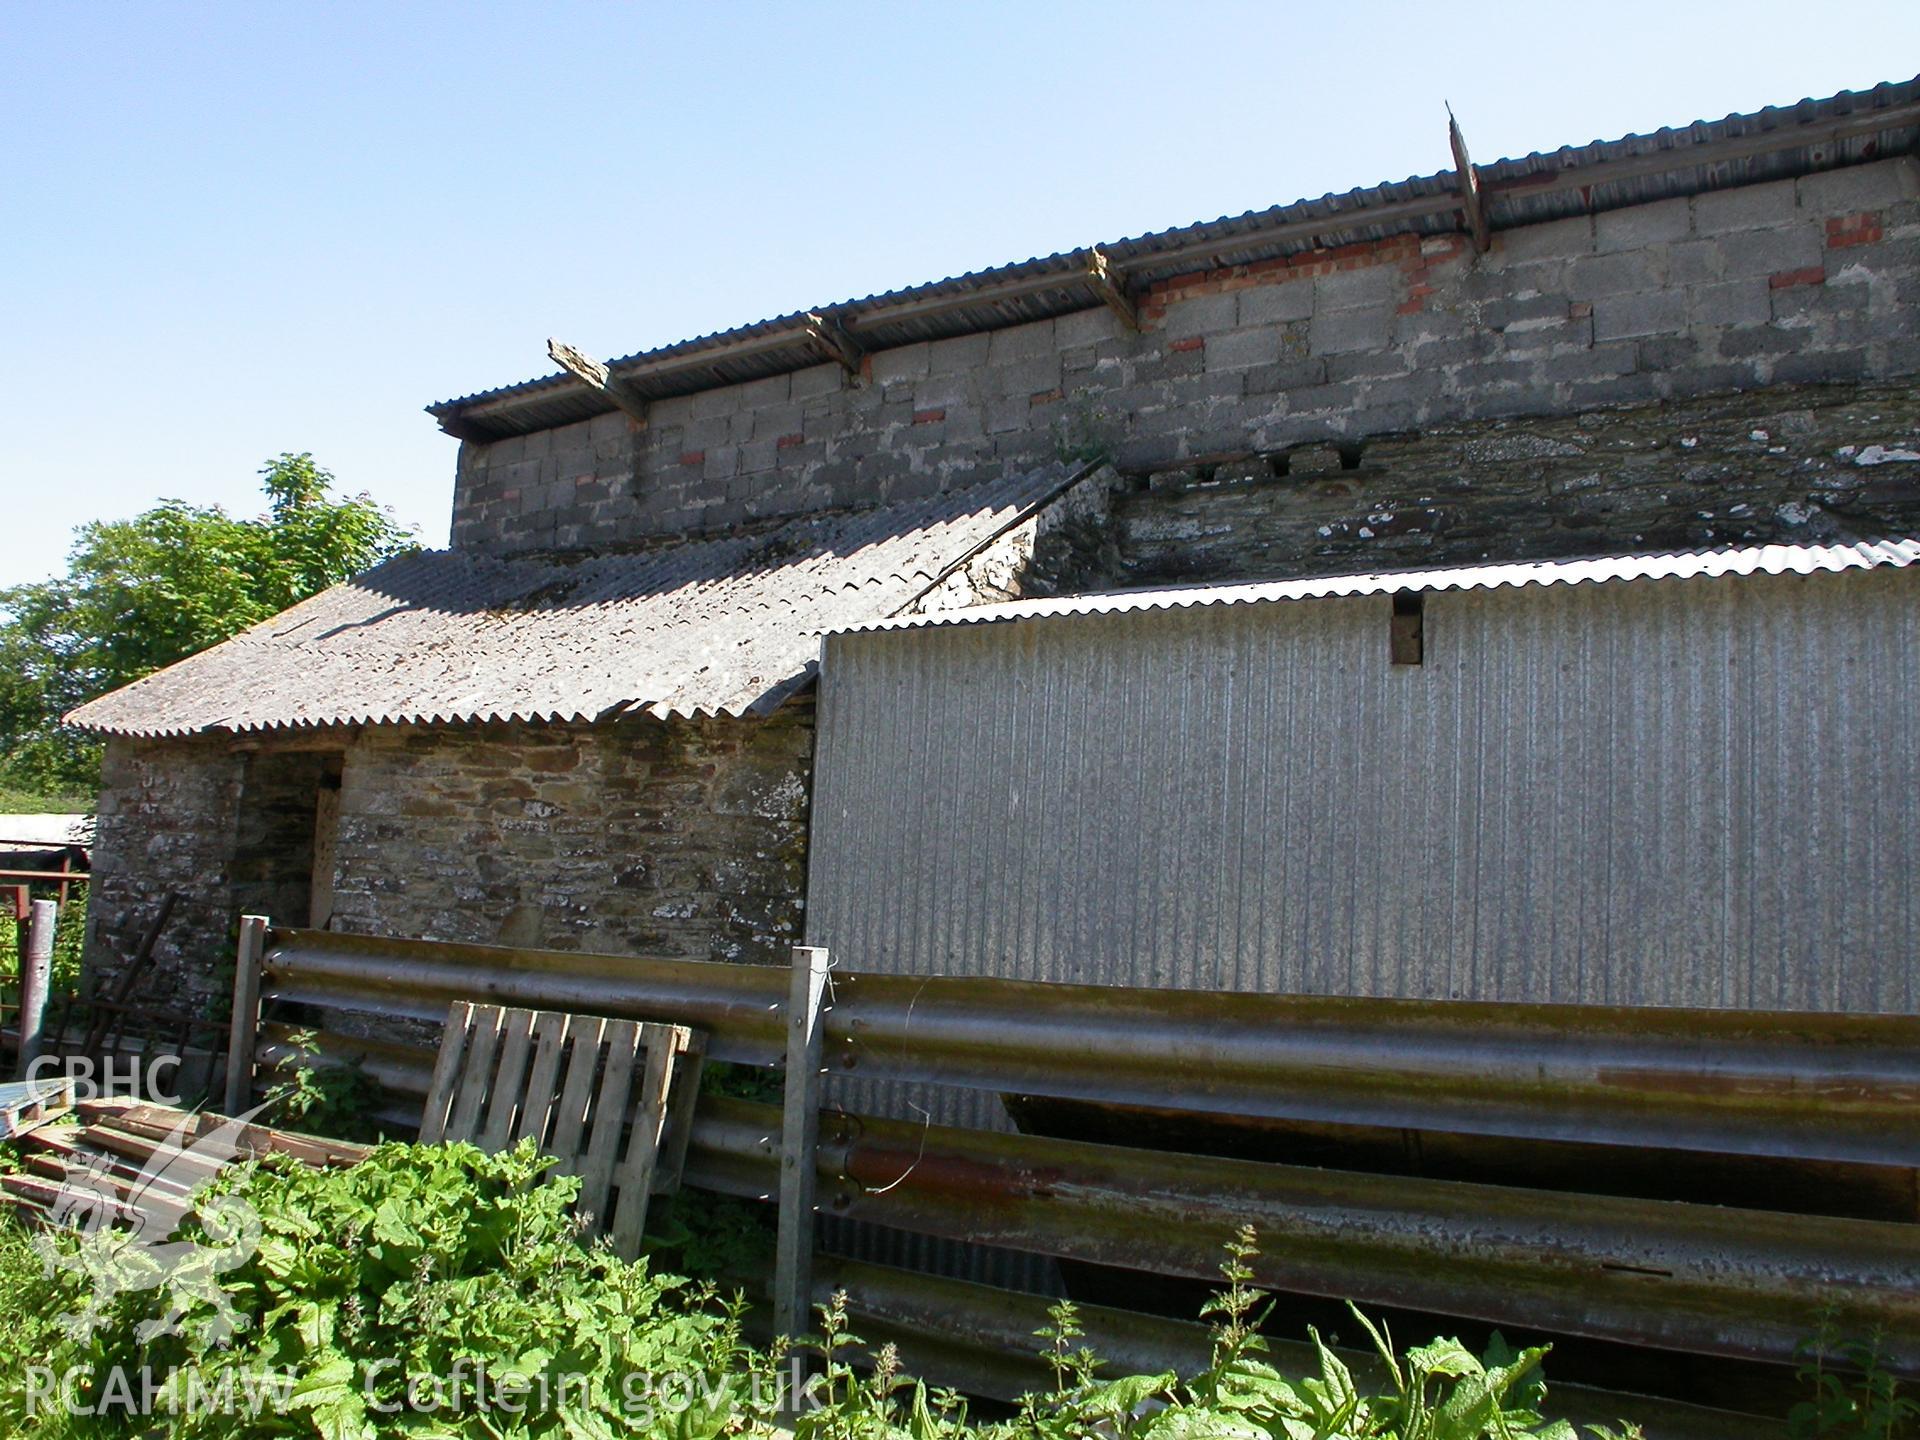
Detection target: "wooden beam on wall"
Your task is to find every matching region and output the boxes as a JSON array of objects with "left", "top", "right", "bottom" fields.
[
  {"left": 434, "top": 415, "right": 493, "bottom": 443},
  {"left": 436, "top": 98, "right": 1920, "bottom": 440},
  {"left": 802, "top": 312, "right": 864, "bottom": 379},
  {"left": 1447, "top": 105, "right": 1491, "bottom": 254},
  {"left": 1086, "top": 247, "right": 1139, "bottom": 332},
  {"left": 546, "top": 338, "right": 652, "bottom": 428},
  {"left": 227, "top": 728, "right": 359, "bottom": 754}
]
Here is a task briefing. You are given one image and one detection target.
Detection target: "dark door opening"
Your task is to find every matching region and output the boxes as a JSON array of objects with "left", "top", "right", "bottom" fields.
[{"left": 232, "top": 749, "right": 344, "bottom": 931}]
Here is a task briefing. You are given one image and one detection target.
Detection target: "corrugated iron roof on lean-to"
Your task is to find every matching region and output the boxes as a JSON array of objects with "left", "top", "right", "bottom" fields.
[{"left": 835, "top": 537, "right": 1920, "bottom": 636}]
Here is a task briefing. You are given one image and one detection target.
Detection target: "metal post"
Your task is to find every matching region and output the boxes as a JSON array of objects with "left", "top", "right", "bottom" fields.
[
  {"left": 774, "top": 944, "right": 830, "bottom": 1340},
  {"left": 15, "top": 899, "right": 56, "bottom": 1079},
  {"left": 223, "top": 915, "right": 269, "bottom": 1115}
]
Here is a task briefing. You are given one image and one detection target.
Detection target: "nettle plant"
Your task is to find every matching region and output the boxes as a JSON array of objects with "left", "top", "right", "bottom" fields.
[
  {"left": 255, "top": 1032, "right": 387, "bottom": 1144},
  {"left": 5, "top": 1142, "right": 771, "bottom": 1439},
  {"left": 1790, "top": 1314, "right": 1918, "bottom": 1440},
  {"left": 0, "top": 1143, "right": 1646, "bottom": 1440},
  {"left": 790, "top": 1225, "right": 1617, "bottom": 1440}
]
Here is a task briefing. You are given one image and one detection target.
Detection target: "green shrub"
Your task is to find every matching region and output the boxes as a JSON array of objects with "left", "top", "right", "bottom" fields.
[
  {"left": 788, "top": 1224, "right": 1592, "bottom": 1440},
  {"left": 643, "top": 1193, "right": 775, "bottom": 1286},
  {"left": 0, "top": 1211, "right": 69, "bottom": 1378},
  {"left": 1790, "top": 1312, "right": 1916, "bottom": 1440},
  {"left": 0, "top": 887, "right": 88, "bottom": 999},
  {"left": 0, "top": 1140, "right": 762, "bottom": 1438},
  {"left": 255, "top": 1034, "right": 386, "bottom": 1145},
  {"left": 0, "top": 1148, "right": 1638, "bottom": 1440}
]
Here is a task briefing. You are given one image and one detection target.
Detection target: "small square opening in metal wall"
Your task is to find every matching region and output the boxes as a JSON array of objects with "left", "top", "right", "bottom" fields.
[{"left": 1390, "top": 591, "right": 1425, "bottom": 666}]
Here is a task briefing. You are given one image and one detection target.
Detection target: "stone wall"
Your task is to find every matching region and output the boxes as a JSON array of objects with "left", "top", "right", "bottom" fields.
[
  {"left": 1109, "top": 380, "right": 1920, "bottom": 586},
  {"left": 86, "top": 738, "right": 244, "bottom": 1009},
  {"left": 84, "top": 706, "right": 813, "bottom": 1008},
  {"left": 326, "top": 708, "right": 812, "bottom": 966},
  {"left": 452, "top": 157, "right": 1920, "bottom": 555}
]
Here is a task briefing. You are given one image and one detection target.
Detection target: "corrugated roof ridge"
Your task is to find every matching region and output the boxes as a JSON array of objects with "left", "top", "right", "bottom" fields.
[
  {"left": 839, "top": 535, "right": 1920, "bottom": 637},
  {"left": 430, "top": 75, "right": 1920, "bottom": 417}
]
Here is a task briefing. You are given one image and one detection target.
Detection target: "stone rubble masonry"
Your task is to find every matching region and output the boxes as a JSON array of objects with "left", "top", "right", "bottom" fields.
[
  {"left": 1109, "top": 380, "right": 1920, "bottom": 587},
  {"left": 327, "top": 710, "right": 812, "bottom": 965},
  {"left": 450, "top": 157, "right": 1920, "bottom": 555},
  {"left": 83, "top": 704, "right": 815, "bottom": 1008},
  {"left": 84, "top": 739, "right": 246, "bottom": 1012},
  {"left": 906, "top": 467, "right": 1118, "bottom": 613}
]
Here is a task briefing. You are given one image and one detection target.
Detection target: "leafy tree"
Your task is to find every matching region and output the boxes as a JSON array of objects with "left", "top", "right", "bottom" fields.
[{"left": 0, "top": 454, "right": 414, "bottom": 799}]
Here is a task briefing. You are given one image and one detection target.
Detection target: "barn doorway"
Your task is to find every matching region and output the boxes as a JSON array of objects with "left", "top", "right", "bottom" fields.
[{"left": 231, "top": 749, "right": 344, "bottom": 931}]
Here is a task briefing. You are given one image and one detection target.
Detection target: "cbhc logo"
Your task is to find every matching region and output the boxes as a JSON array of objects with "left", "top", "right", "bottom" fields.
[{"left": 27, "top": 1053, "right": 185, "bottom": 1105}]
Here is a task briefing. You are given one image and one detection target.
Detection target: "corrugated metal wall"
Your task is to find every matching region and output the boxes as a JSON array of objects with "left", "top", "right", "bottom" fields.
[
  {"left": 805, "top": 567, "right": 1920, "bottom": 1281},
  {"left": 810, "top": 568, "right": 1919, "bottom": 1012}
]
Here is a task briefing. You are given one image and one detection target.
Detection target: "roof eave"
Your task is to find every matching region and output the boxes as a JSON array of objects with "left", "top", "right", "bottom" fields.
[{"left": 429, "top": 79, "right": 1920, "bottom": 442}]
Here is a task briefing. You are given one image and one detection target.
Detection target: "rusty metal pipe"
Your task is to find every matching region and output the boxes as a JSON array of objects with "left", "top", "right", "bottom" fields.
[
  {"left": 262, "top": 932, "right": 787, "bottom": 1064},
  {"left": 684, "top": 1097, "right": 1920, "bottom": 1374},
  {"left": 826, "top": 973, "right": 1920, "bottom": 1166},
  {"left": 255, "top": 1016, "right": 1919, "bottom": 1377},
  {"left": 255, "top": 1025, "right": 435, "bottom": 1096},
  {"left": 263, "top": 929, "right": 1920, "bottom": 1167}
]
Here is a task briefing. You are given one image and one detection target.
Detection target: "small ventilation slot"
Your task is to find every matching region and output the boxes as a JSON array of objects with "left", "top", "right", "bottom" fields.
[{"left": 1390, "top": 591, "right": 1425, "bottom": 666}]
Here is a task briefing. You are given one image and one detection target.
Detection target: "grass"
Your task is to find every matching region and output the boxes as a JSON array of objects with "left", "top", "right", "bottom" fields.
[{"left": 0, "top": 789, "right": 92, "bottom": 816}]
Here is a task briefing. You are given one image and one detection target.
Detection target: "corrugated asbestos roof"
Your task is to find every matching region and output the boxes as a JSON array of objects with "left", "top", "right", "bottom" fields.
[
  {"left": 842, "top": 538, "right": 1920, "bottom": 636},
  {"left": 431, "top": 77, "right": 1920, "bottom": 439},
  {"left": 65, "top": 467, "right": 1083, "bottom": 738},
  {"left": 0, "top": 815, "right": 93, "bottom": 850}
]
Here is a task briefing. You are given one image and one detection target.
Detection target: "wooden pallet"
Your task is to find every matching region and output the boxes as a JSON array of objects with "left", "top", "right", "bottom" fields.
[
  {"left": 0, "top": 1099, "right": 369, "bottom": 1226},
  {"left": 0, "top": 1075, "right": 75, "bottom": 1139},
  {"left": 418, "top": 1002, "right": 705, "bottom": 1260}
]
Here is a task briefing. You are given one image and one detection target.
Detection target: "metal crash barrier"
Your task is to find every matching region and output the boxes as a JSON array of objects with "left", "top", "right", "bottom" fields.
[{"left": 226, "top": 923, "right": 1920, "bottom": 1387}]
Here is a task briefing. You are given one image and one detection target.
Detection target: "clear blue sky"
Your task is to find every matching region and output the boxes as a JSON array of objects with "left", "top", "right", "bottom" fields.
[{"left": 3, "top": 2, "right": 1916, "bottom": 588}]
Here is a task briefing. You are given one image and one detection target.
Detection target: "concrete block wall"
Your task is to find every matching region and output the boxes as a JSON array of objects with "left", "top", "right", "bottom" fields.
[{"left": 451, "top": 157, "right": 1920, "bottom": 554}]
